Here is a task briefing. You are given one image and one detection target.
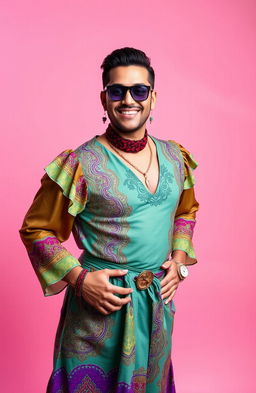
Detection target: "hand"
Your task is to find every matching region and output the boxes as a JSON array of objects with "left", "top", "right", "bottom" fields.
[
  {"left": 160, "top": 259, "right": 181, "bottom": 304},
  {"left": 81, "top": 269, "right": 133, "bottom": 315}
]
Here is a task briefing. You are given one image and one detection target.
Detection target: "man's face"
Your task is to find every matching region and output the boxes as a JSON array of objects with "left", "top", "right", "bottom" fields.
[{"left": 100, "top": 65, "right": 156, "bottom": 135}]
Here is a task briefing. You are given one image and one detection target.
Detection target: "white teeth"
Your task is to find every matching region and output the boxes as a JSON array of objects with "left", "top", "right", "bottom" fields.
[{"left": 120, "top": 111, "right": 138, "bottom": 115}]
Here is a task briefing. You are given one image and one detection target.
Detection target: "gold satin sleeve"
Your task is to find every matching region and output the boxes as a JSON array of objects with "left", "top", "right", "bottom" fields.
[
  {"left": 19, "top": 151, "right": 88, "bottom": 296},
  {"left": 20, "top": 173, "right": 75, "bottom": 247},
  {"left": 170, "top": 140, "right": 200, "bottom": 265}
]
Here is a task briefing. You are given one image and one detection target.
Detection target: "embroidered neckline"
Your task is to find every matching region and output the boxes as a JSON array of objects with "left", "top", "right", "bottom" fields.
[{"left": 94, "top": 135, "right": 162, "bottom": 196}]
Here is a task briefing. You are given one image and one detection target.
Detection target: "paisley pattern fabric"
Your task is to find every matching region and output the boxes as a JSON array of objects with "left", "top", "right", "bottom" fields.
[
  {"left": 46, "top": 265, "right": 177, "bottom": 393},
  {"left": 123, "top": 163, "right": 174, "bottom": 207},
  {"left": 172, "top": 217, "right": 197, "bottom": 260},
  {"left": 76, "top": 140, "right": 133, "bottom": 262},
  {"left": 19, "top": 133, "right": 200, "bottom": 392},
  {"left": 29, "top": 236, "right": 68, "bottom": 269},
  {"left": 47, "top": 363, "right": 159, "bottom": 393}
]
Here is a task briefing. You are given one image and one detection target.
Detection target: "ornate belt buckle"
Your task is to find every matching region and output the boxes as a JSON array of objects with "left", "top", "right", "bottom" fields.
[{"left": 134, "top": 270, "right": 154, "bottom": 290}]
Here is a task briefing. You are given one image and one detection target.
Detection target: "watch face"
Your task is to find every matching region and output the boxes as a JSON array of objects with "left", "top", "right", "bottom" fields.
[{"left": 180, "top": 265, "right": 189, "bottom": 278}]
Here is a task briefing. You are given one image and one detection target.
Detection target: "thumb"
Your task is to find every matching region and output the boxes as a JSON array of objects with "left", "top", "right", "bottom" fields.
[{"left": 161, "top": 260, "right": 171, "bottom": 269}]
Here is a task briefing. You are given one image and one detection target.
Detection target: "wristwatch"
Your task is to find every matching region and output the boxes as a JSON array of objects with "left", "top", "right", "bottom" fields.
[{"left": 171, "top": 259, "right": 189, "bottom": 280}]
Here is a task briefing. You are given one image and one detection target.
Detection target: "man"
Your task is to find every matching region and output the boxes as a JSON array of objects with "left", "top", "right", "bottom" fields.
[{"left": 19, "top": 47, "right": 199, "bottom": 393}]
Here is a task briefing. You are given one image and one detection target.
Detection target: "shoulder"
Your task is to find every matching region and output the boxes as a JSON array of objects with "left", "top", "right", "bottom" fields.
[
  {"left": 44, "top": 149, "right": 81, "bottom": 177},
  {"left": 153, "top": 136, "right": 199, "bottom": 189},
  {"left": 168, "top": 140, "right": 198, "bottom": 167},
  {"left": 43, "top": 148, "right": 88, "bottom": 216},
  {"left": 44, "top": 135, "right": 97, "bottom": 168}
]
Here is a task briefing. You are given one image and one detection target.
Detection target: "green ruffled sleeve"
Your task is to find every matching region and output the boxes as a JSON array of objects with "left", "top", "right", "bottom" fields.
[
  {"left": 45, "top": 149, "right": 87, "bottom": 216},
  {"left": 177, "top": 142, "right": 198, "bottom": 189}
]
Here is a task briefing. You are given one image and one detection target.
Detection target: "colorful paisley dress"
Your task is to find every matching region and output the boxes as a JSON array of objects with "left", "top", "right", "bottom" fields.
[{"left": 19, "top": 133, "right": 199, "bottom": 393}]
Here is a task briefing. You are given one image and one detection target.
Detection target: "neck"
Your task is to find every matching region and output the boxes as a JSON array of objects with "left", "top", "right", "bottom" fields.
[
  {"left": 105, "top": 123, "right": 148, "bottom": 153},
  {"left": 109, "top": 123, "right": 147, "bottom": 140}
]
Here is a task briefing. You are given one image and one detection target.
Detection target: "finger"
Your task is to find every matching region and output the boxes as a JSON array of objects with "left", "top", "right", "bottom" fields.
[
  {"left": 160, "top": 273, "right": 172, "bottom": 287},
  {"left": 161, "top": 270, "right": 180, "bottom": 288},
  {"left": 102, "top": 295, "right": 132, "bottom": 313},
  {"left": 162, "top": 287, "right": 174, "bottom": 300},
  {"left": 164, "top": 289, "right": 177, "bottom": 304},
  {"left": 84, "top": 297, "right": 115, "bottom": 316},
  {"left": 161, "top": 282, "right": 179, "bottom": 298},
  {"left": 97, "top": 305, "right": 111, "bottom": 315},
  {"left": 160, "top": 260, "right": 172, "bottom": 269},
  {"left": 107, "top": 269, "right": 129, "bottom": 277},
  {"left": 161, "top": 282, "right": 173, "bottom": 297},
  {"left": 160, "top": 268, "right": 177, "bottom": 286},
  {"left": 103, "top": 303, "right": 123, "bottom": 313},
  {"left": 160, "top": 275, "right": 176, "bottom": 291},
  {"left": 103, "top": 299, "right": 129, "bottom": 313},
  {"left": 110, "top": 284, "right": 134, "bottom": 295},
  {"left": 107, "top": 293, "right": 132, "bottom": 307}
]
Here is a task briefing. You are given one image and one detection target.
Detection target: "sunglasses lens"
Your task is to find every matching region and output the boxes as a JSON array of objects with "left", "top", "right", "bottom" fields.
[
  {"left": 131, "top": 85, "right": 149, "bottom": 101},
  {"left": 108, "top": 85, "right": 124, "bottom": 101},
  {"left": 107, "top": 85, "right": 150, "bottom": 101}
]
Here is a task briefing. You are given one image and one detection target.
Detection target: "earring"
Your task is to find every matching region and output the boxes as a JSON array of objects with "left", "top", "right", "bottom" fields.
[
  {"left": 149, "top": 115, "right": 154, "bottom": 123},
  {"left": 102, "top": 110, "right": 107, "bottom": 124}
]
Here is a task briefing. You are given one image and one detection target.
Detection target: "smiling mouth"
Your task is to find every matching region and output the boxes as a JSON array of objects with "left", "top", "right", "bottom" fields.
[{"left": 117, "top": 108, "right": 141, "bottom": 117}]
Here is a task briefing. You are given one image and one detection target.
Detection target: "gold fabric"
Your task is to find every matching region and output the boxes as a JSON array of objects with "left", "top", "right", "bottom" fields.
[{"left": 20, "top": 173, "right": 76, "bottom": 248}]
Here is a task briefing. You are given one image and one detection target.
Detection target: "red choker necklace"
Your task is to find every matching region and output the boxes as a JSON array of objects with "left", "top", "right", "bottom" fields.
[{"left": 105, "top": 124, "right": 148, "bottom": 153}]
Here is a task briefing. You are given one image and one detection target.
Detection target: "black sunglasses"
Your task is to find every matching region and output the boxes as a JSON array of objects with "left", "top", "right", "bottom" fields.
[{"left": 105, "top": 84, "right": 153, "bottom": 102}]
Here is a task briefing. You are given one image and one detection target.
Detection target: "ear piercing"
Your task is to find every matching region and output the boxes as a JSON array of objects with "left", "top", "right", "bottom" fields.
[{"left": 102, "top": 110, "right": 107, "bottom": 124}]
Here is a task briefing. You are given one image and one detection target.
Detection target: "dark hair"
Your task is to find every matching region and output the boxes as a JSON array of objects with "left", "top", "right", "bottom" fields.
[{"left": 100, "top": 47, "right": 155, "bottom": 89}]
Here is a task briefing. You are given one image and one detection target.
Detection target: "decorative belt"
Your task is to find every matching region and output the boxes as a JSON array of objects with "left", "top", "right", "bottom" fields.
[
  {"left": 79, "top": 251, "right": 166, "bottom": 291},
  {"left": 134, "top": 270, "right": 163, "bottom": 290}
]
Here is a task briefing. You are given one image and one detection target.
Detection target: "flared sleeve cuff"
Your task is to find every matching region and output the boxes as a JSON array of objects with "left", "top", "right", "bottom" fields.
[
  {"left": 44, "top": 149, "right": 87, "bottom": 217},
  {"left": 32, "top": 239, "right": 82, "bottom": 297},
  {"left": 171, "top": 219, "right": 197, "bottom": 265}
]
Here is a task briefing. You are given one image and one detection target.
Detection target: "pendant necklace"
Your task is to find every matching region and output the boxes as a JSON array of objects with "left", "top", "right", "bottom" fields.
[{"left": 108, "top": 140, "right": 153, "bottom": 189}]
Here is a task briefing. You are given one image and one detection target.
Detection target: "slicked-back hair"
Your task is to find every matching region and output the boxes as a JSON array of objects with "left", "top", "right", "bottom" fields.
[{"left": 100, "top": 47, "right": 155, "bottom": 89}]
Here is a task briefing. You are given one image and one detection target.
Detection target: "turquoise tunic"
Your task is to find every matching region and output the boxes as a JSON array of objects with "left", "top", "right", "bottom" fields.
[{"left": 46, "top": 135, "right": 185, "bottom": 393}]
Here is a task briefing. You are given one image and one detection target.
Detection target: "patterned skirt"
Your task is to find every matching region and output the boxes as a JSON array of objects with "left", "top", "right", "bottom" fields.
[{"left": 46, "top": 255, "right": 176, "bottom": 393}]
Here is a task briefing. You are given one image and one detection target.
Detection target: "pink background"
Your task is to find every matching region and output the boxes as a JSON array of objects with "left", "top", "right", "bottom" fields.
[{"left": 1, "top": 1, "right": 255, "bottom": 392}]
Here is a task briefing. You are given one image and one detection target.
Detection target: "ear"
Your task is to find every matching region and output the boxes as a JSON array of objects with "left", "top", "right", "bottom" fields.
[
  {"left": 100, "top": 90, "right": 107, "bottom": 111},
  {"left": 150, "top": 90, "right": 157, "bottom": 110}
]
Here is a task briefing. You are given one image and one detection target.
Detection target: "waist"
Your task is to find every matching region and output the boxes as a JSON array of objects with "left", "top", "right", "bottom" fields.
[{"left": 79, "top": 251, "right": 165, "bottom": 279}]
